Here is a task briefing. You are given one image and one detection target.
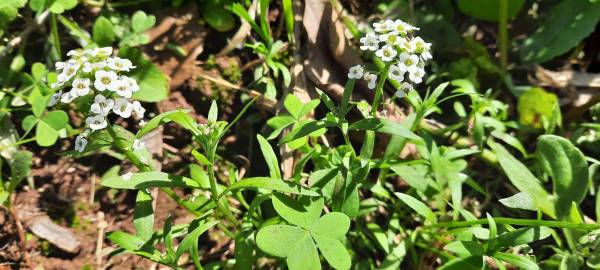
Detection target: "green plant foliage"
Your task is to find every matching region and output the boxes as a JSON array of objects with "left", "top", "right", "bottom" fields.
[
  {"left": 521, "top": 0, "right": 600, "bottom": 63},
  {"left": 517, "top": 87, "right": 558, "bottom": 129},
  {"left": 119, "top": 47, "right": 169, "bottom": 102},
  {"left": 457, "top": 0, "right": 525, "bottom": 21}
]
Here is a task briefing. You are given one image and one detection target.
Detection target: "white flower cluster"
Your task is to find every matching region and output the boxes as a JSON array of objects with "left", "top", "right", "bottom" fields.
[
  {"left": 48, "top": 47, "right": 146, "bottom": 152},
  {"left": 349, "top": 19, "right": 432, "bottom": 97}
]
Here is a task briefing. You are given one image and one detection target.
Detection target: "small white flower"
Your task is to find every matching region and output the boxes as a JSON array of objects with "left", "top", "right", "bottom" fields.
[
  {"left": 410, "top": 37, "right": 432, "bottom": 60},
  {"left": 132, "top": 101, "right": 145, "bottom": 118},
  {"left": 67, "top": 49, "right": 85, "bottom": 58},
  {"left": 392, "top": 20, "right": 418, "bottom": 36},
  {"left": 57, "top": 61, "right": 80, "bottom": 82},
  {"left": 107, "top": 57, "right": 135, "bottom": 71},
  {"left": 388, "top": 64, "right": 405, "bottom": 82},
  {"left": 113, "top": 98, "right": 133, "bottom": 118},
  {"left": 395, "top": 82, "right": 412, "bottom": 98},
  {"left": 409, "top": 68, "right": 425, "bottom": 84},
  {"left": 348, "top": 65, "right": 364, "bottom": 79},
  {"left": 122, "top": 172, "right": 134, "bottom": 181},
  {"left": 90, "top": 95, "right": 114, "bottom": 116},
  {"left": 60, "top": 91, "right": 77, "bottom": 103},
  {"left": 82, "top": 61, "right": 107, "bottom": 73},
  {"left": 398, "top": 52, "right": 419, "bottom": 73},
  {"left": 86, "top": 114, "right": 108, "bottom": 130},
  {"left": 364, "top": 73, "right": 377, "bottom": 89},
  {"left": 111, "top": 79, "right": 132, "bottom": 98},
  {"left": 71, "top": 78, "right": 91, "bottom": 96},
  {"left": 373, "top": 19, "right": 394, "bottom": 33},
  {"left": 125, "top": 77, "right": 140, "bottom": 92},
  {"left": 139, "top": 120, "right": 147, "bottom": 127},
  {"left": 375, "top": 45, "right": 397, "bottom": 62},
  {"left": 48, "top": 91, "right": 62, "bottom": 106},
  {"left": 74, "top": 135, "right": 87, "bottom": 153},
  {"left": 93, "top": 47, "right": 113, "bottom": 58},
  {"left": 132, "top": 139, "right": 146, "bottom": 151},
  {"left": 94, "top": 70, "right": 119, "bottom": 91},
  {"left": 360, "top": 32, "right": 379, "bottom": 51},
  {"left": 378, "top": 32, "right": 402, "bottom": 46},
  {"left": 55, "top": 61, "right": 66, "bottom": 70}
]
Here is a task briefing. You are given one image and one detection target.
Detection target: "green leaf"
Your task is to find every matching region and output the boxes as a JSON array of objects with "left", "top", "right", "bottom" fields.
[
  {"left": 349, "top": 118, "right": 420, "bottom": 140},
  {"left": 8, "top": 150, "right": 32, "bottom": 192},
  {"left": 36, "top": 110, "right": 68, "bottom": 146},
  {"left": 131, "top": 11, "right": 156, "bottom": 33},
  {"left": 457, "top": 0, "right": 525, "bottom": 21},
  {"left": 517, "top": 87, "right": 558, "bottom": 129},
  {"left": 521, "top": 0, "right": 600, "bottom": 63},
  {"left": 390, "top": 164, "right": 431, "bottom": 192},
  {"left": 101, "top": 171, "right": 200, "bottom": 189},
  {"left": 312, "top": 233, "right": 350, "bottom": 270},
  {"left": 499, "top": 192, "right": 538, "bottom": 211},
  {"left": 92, "top": 16, "right": 116, "bottom": 46},
  {"left": 493, "top": 252, "right": 539, "bottom": 270},
  {"left": 438, "top": 256, "right": 483, "bottom": 270},
  {"left": 490, "top": 141, "right": 555, "bottom": 218},
  {"left": 136, "top": 110, "right": 193, "bottom": 138},
  {"left": 257, "top": 134, "right": 281, "bottom": 179},
  {"left": 310, "top": 212, "right": 350, "bottom": 239},
  {"left": 298, "top": 100, "right": 320, "bottom": 119},
  {"left": 443, "top": 241, "right": 484, "bottom": 257},
  {"left": 48, "top": 0, "right": 77, "bottom": 14},
  {"left": 266, "top": 115, "right": 295, "bottom": 140},
  {"left": 255, "top": 224, "right": 320, "bottom": 270},
  {"left": 175, "top": 220, "right": 219, "bottom": 259},
  {"left": 133, "top": 190, "right": 154, "bottom": 241},
  {"left": 536, "top": 135, "right": 588, "bottom": 219},
  {"left": 492, "top": 227, "right": 552, "bottom": 250},
  {"left": 208, "top": 100, "right": 218, "bottom": 122},
  {"left": 284, "top": 94, "right": 303, "bottom": 119},
  {"left": 394, "top": 192, "right": 437, "bottom": 224},
  {"left": 202, "top": 4, "right": 235, "bottom": 32},
  {"left": 119, "top": 47, "right": 168, "bottom": 102},
  {"left": 107, "top": 231, "right": 146, "bottom": 251},
  {"left": 226, "top": 177, "right": 320, "bottom": 196},
  {"left": 279, "top": 120, "right": 336, "bottom": 144},
  {"left": 31, "top": 62, "right": 47, "bottom": 81},
  {"left": 272, "top": 193, "right": 323, "bottom": 228}
]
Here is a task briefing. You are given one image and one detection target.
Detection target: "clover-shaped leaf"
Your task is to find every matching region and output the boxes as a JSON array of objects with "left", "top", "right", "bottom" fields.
[
  {"left": 23, "top": 110, "right": 69, "bottom": 146},
  {"left": 131, "top": 11, "right": 156, "bottom": 33},
  {"left": 48, "top": 0, "right": 77, "bottom": 14},
  {"left": 256, "top": 194, "right": 351, "bottom": 270}
]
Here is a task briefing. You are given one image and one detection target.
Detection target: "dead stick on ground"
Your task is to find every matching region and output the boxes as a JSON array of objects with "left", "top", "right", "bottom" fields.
[{"left": 95, "top": 211, "right": 107, "bottom": 268}]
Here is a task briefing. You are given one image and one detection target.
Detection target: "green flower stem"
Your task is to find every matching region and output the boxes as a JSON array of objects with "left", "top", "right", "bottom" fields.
[
  {"left": 50, "top": 14, "right": 62, "bottom": 61},
  {"left": 425, "top": 217, "right": 600, "bottom": 231},
  {"left": 207, "top": 148, "right": 239, "bottom": 226},
  {"left": 370, "top": 62, "right": 392, "bottom": 117},
  {"left": 498, "top": 0, "right": 509, "bottom": 76}
]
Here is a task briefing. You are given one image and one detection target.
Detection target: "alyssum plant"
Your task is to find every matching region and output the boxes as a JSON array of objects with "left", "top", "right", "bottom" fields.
[{"left": 44, "top": 20, "right": 600, "bottom": 269}]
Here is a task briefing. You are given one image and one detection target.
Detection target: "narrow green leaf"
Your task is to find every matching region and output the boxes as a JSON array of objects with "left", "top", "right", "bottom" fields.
[
  {"left": 349, "top": 118, "right": 420, "bottom": 140},
  {"left": 8, "top": 150, "right": 32, "bottom": 192},
  {"left": 175, "top": 220, "right": 219, "bottom": 259},
  {"left": 394, "top": 192, "right": 437, "bottom": 223},
  {"left": 226, "top": 177, "right": 320, "bottom": 196},
  {"left": 490, "top": 141, "right": 555, "bottom": 218},
  {"left": 492, "top": 227, "right": 552, "bottom": 250},
  {"left": 443, "top": 241, "right": 484, "bottom": 257},
  {"left": 136, "top": 110, "right": 193, "bottom": 138},
  {"left": 257, "top": 134, "right": 281, "bottom": 179},
  {"left": 133, "top": 190, "right": 154, "bottom": 241},
  {"left": 493, "top": 252, "right": 539, "bottom": 270},
  {"left": 101, "top": 171, "right": 200, "bottom": 189},
  {"left": 279, "top": 120, "right": 336, "bottom": 144}
]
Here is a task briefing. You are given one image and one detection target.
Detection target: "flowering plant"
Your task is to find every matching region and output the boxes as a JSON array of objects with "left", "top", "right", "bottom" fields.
[
  {"left": 47, "top": 47, "right": 146, "bottom": 153},
  {"left": 351, "top": 19, "right": 432, "bottom": 99}
]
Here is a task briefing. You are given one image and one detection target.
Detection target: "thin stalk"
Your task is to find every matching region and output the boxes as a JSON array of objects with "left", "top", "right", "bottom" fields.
[
  {"left": 498, "top": 0, "right": 509, "bottom": 76},
  {"left": 425, "top": 217, "right": 600, "bottom": 231},
  {"left": 50, "top": 14, "right": 62, "bottom": 61},
  {"left": 370, "top": 63, "right": 392, "bottom": 117},
  {"left": 207, "top": 149, "right": 238, "bottom": 226}
]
